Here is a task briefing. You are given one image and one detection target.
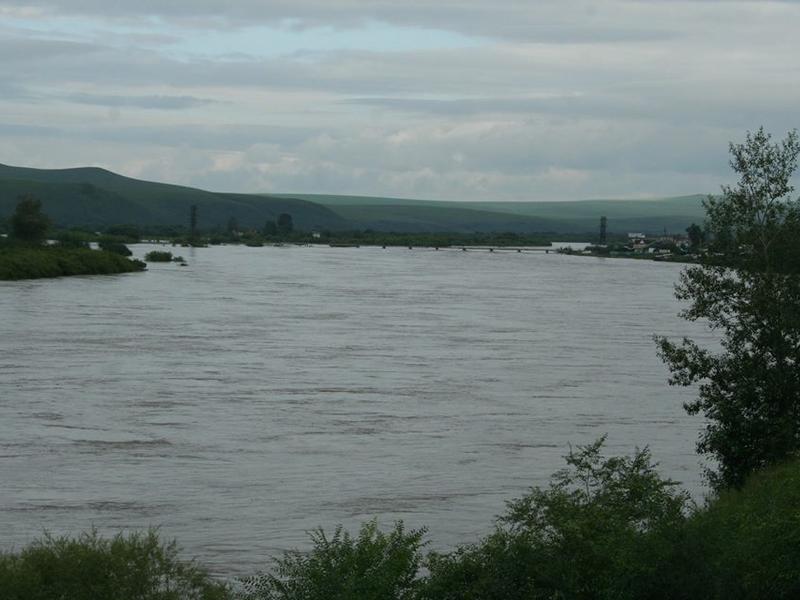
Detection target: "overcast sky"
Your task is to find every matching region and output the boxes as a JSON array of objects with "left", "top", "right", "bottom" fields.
[{"left": 1, "top": 1, "right": 798, "bottom": 201}]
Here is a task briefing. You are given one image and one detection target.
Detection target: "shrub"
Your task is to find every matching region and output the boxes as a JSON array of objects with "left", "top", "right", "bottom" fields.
[
  {"left": 0, "top": 529, "right": 229, "bottom": 600},
  {"left": 423, "top": 437, "right": 690, "bottom": 600},
  {"left": 666, "top": 459, "right": 800, "bottom": 599},
  {"left": 99, "top": 241, "right": 133, "bottom": 256},
  {"left": 0, "top": 246, "right": 145, "bottom": 280},
  {"left": 55, "top": 230, "right": 92, "bottom": 248},
  {"left": 145, "top": 250, "right": 174, "bottom": 262},
  {"left": 239, "top": 521, "right": 426, "bottom": 600}
]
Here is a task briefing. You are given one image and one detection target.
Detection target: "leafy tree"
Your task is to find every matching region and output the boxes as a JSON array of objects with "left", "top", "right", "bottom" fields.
[
  {"left": 263, "top": 220, "right": 278, "bottom": 236},
  {"left": 105, "top": 225, "right": 141, "bottom": 242},
  {"left": 657, "top": 128, "right": 800, "bottom": 490},
  {"left": 240, "top": 521, "right": 425, "bottom": 600},
  {"left": 277, "top": 213, "right": 294, "bottom": 235},
  {"left": 685, "top": 223, "right": 704, "bottom": 250},
  {"left": 227, "top": 216, "right": 239, "bottom": 235},
  {"left": 11, "top": 194, "right": 51, "bottom": 243},
  {"left": 190, "top": 204, "right": 198, "bottom": 240}
]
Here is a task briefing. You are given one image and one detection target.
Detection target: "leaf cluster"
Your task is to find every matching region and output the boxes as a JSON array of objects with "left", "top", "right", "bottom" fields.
[
  {"left": 240, "top": 521, "right": 426, "bottom": 600},
  {"left": 657, "top": 128, "right": 800, "bottom": 489},
  {"left": 423, "top": 437, "right": 690, "bottom": 600},
  {"left": 0, "top": 529, "right": 228, "bottom": 600}
]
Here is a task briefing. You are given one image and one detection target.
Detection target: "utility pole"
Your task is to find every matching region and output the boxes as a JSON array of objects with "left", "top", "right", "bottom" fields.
[{"left": 600, "top": 216, "right": 607, "bottom": 245}]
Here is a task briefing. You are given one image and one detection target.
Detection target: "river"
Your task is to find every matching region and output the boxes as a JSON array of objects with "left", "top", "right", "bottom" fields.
[{"left": 0, "top": 244, "right": 710, "bottom": 575}]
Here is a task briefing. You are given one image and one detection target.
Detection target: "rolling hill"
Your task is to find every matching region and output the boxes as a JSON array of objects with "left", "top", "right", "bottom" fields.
[
  {"left": 279, "top": 193, "right": 708, "bottom": 233},
  {"left": 1, "top": 163, "right": 707, "bottom": 234},
  {"left": 0, "top": 164, "right": 347, "bottom": 231}
]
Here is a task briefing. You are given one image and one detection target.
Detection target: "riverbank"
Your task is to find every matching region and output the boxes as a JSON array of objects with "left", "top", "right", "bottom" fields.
[
  {"left": 558, "top": 246, "right": 701, "bottom": 264},
  {"left": 0, "top": 246, "right": 146, "bottom": 280}
]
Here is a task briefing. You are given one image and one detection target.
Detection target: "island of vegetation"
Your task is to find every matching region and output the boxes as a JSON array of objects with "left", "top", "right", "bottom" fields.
[
  {"left": 2, "top": 129, "right": 799, "bottom": 599},
  {"left": 0, "top": 196, "right": 146, "bottom": 280}
]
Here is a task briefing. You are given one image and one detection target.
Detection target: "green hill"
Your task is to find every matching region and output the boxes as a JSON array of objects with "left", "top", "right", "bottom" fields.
[
  {"left": 281, "top": 193, "right": 708, "bottom": 233},
  {"left": 0, "top": 164, "right": 347, "bottom": 230},
  {"left": 0, "top": 163, "right": 707, "bottom": 234}
]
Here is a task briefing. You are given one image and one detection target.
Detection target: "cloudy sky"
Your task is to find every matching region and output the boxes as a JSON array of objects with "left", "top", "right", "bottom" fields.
[{"left": 1, "top": 1, "right": 798, "bottom": 201}]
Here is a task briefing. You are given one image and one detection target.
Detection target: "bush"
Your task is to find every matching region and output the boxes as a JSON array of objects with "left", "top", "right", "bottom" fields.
[
  {"left": 55, "top": 230, "right": 92, "bottom": 248},
  {"left": 240, "top": 521, "right": 426, "bottom": 600},
  {"left": 145, "top": 250, "right": 174, "bottom": 262},
  {"left": 423, "top": 437, "right": 690, "bottom": 600},
  {"left": 665, "top": 459, "right": 800, "bottom": 599},
  {"left": 0, "top": 529, "right": 229, "bottom": 600},
  {"left": 99, "top": 241, "right": 132, "bottom": 256},
  {"left": 0, "top": 246, "right": 146, "bottom": 280}
]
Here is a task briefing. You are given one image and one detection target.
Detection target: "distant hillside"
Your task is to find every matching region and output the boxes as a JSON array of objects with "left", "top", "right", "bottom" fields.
[
  {"left": 0, "top": 163, "right": 707, "bottom": 234},
  {"left": 283, "top": 193, "right": 708, "bottom": 234},
  {"left": 0, "top": 164, "right": 347, "bottom": 230}
]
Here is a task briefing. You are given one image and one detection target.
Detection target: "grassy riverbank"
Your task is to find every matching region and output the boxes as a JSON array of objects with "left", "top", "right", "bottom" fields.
[{"left": 0, "top": 245, "right": 146, "bottom": 280}]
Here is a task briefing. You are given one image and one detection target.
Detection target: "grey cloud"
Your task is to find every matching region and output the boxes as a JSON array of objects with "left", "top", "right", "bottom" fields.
[
  {"left": 63, "top": 93, "right": 219, "bottom": 110},
  {"left": 0, "top": 1, "right": 683, "bottom": 42},
  {"left": 0, "top": 121, "right": 317, "bottom": 150},
  {"left": 0, "top": 123, "right": 61, "bottom": 136},
  {"left": 1, "top": 1, "right": 798, "bottom": 202},
  {"left": 0, "top": 37, "right": 100, "bottom": 60}
]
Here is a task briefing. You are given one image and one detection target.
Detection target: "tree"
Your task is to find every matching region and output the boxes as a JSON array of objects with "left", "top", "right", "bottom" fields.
[
  {"left": 599, "top": 216, "right": 608, "bottom": 244},
  {"left": 277, "top": 213, "right": 293, "bottom": 235},
  {"left": 190, "top": 204, "right": 198, "bottom": 240},
  {"left": 227, "top": 216, "right": 239, "bottom": 236},
  {"left": 656, "top": 128, "right": 800, "bottom": 490},
  {"left": 685, "top": 223, "right": 704, "bottom": 250},
  {"left": 263, "top": 220, "right": 278, "bottom": 236},
  {"left": 11, "top": 194, "right": 51, "bottom": 243}
]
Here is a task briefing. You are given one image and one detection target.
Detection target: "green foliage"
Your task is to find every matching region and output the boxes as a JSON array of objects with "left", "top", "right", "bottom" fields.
[
  {"left": 423, "top": 437, "right": 690, "bottom": 600},
  {"left": 10, "top": 194, "right": 51, "bottom": 243},
  {"left": 656, "top": 128, "right": 800, "bottom": 489},
  {"left": 54, "top": 229, "right": 92, "bottom": 248},
  {"left": 0, "top": 529, "right": 229, "bottom": 600},
  {"left": 674, "top": 458, "right": 800, "bottom": 599},
  {"left": 0, "top": 246, "right": 145, "bottom": 280},
  {"left": 277, "top": 213, "right": 294, "bottom": 234},
  {"left": 105, "top": 224, "right": 142, "bottom": 242},
  {"left": 98, "top": 241, "right": 132, "bottom": 256},
  {"left": 263, "top": 220, "right": 278, "bottom": 236},
  {"left": 240, "top": 521, "right": 426, "bottom": 600},
  {"left": 145, "top": 250, "right": 174, "bottom": 262},
  {"left": 685, "top": 223, "right": 704, "bottom": 249}
]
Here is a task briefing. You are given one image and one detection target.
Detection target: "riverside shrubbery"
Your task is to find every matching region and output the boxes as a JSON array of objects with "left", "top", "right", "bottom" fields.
[
  {"left": 145, "top": 250, "right": 175, "bottom": 262},
  {"left": 0, "top": 530, "right": 228, "bottom": 600},
  {"left": 4, "top": 445, "right": 800, "bottom": 599},
  {"left": 0, "top": 245, "right": 145, "bottom": 280}
]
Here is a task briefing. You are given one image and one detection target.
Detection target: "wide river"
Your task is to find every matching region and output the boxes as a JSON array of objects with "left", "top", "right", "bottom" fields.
[{"left": 1, "top": 244, "right": 711, "bottom": 575}]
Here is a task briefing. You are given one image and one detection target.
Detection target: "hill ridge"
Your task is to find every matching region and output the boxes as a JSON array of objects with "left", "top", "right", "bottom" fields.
[{"left": 1, "top": 162, "right": 707, "bottom": 233}]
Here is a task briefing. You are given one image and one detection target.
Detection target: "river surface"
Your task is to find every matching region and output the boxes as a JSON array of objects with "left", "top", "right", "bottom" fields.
[{"left": 0, "top": 244, "right": 711, "bottom": 575}]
